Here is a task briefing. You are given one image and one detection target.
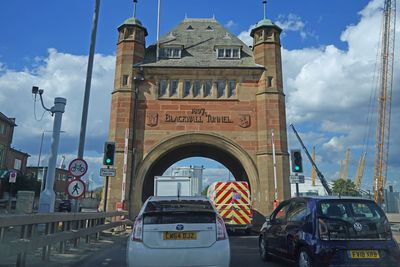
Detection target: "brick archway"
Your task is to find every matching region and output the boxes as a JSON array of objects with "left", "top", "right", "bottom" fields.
[{"left": 130, "top": 132, "right": 260, "bottom": 213}]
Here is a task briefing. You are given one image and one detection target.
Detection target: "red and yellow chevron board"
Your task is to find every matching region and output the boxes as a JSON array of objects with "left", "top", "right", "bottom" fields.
[{"left": 207, "top": 181, "right": 252, "bottom": 226}]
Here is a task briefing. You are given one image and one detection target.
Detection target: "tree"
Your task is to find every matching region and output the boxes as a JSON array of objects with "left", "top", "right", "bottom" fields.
[
  {"left": 332, "top": 179, "right": 360, "bottom": 197},
  {"left": 201, "top": 184, "right": 210, "bottom": 197},
  {"left": 3, "top": 173, "right": 41, "bottom": 196}
]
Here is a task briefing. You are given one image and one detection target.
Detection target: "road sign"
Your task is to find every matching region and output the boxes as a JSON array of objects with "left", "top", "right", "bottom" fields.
[
  {"left": 9, "top": 171, "right": 17, "bottom": 183},
  {"left": 290, "top": 175, "right": 305, "bottom": 184},
  {"left": 68, "top": 158, "right": 88, "bottom": 177},
  {"left": 100, "top": 168, "right": 116, "bottom": 177},
  {"left": 67, "top": 178, "right": 86, "bottom": 199}
]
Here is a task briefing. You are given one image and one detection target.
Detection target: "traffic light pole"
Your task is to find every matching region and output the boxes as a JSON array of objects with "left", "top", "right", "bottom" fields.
[{"left": 103, "top": 166, "right": 109, "bottom": 212}]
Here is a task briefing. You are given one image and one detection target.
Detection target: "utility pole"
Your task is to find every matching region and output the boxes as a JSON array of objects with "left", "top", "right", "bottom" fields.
[
  {"left": 77, "top": 0, "right": 100, "bottom": 159},
  {"left": 75, "top": 0, "right": 100, "bottom": 212}
]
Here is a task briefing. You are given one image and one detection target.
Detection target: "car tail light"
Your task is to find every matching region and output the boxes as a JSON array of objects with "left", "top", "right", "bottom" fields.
[
  {"left": 318, "top": 218, "right": 329, "bottom": 241},
  {"left": 132, "top": 216, "right": 143, "bottom": 242},
  {"left": 216, "top": 216, "right": 228, "bottom": 241}
]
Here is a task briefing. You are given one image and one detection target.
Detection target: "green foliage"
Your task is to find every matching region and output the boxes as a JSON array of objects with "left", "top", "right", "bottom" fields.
[
  {"left": 201, "top": 184, "right": 210, "bottom": 197},
  {"left": 332, "top": 179, "right": 360, "bottom": 197},
  {"left": 3, "top": 173, "right": 41, "bottom": 196}
]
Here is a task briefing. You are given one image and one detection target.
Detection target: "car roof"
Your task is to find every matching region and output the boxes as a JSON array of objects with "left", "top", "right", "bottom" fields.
[
  {"left": 290, "top": 196, "right": 375, "bottom": 201},
  {"left": 148, "top": 196, "right": 210, "bottom": 202}
]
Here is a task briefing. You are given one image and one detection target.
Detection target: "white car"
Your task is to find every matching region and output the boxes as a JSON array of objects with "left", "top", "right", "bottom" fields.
[{"left": 127, "top": 196, "right": 230, "bottom": 267}]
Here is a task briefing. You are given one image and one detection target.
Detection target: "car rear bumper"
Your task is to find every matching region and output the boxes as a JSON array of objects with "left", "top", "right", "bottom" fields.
[
  {"left": 127, "top": 239, "right": 230, "bottom": 267},
  {"left": 312, "top": 240, "right": 400, "bottom": 267}
]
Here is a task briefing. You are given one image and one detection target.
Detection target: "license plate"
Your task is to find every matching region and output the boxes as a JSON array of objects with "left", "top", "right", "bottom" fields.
[
  {"left": 349, "top": 250, "right": 380, "bottom": 259},
  {"left": 163, "top": 232, "right": 197, "bottom": 240}
]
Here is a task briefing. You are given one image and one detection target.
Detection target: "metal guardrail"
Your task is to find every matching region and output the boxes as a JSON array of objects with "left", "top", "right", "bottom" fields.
[
  {"left": 0, "top": 211, "right": 132, "bottom": 267},
  {"left": 387, "top": 213, "right": 400, "bottom": 224}
]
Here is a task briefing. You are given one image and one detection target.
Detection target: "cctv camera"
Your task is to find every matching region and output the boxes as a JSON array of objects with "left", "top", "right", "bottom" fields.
[{"left": 32, "top": 86, "right": 39, "bottom": 94}]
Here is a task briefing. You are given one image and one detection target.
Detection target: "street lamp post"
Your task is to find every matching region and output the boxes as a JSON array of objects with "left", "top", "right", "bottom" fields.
[
  {"left": 37, "top": 130, "right": 65, "bottom": 192},
  {"left": 32, "top": 86, "right": 67, "bottom": 213}
]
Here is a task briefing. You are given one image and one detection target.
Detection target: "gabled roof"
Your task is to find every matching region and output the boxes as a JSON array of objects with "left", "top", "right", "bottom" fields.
[
  {"left": 0, "top": 112, "right": 16, "bottom": 126},
  {"left": 138, "top": 18, "right": 263, "bottom": 69}
]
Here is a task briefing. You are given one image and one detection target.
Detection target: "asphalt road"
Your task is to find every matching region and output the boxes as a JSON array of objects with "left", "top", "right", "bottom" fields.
[
  {"left": 19, "top": 230, "right": 398, "bottom": 267},
  {"left": 65, "top": 232, "right": 292, "bottom": 267},
  {"left": 229, "top": 233, "right": 294, "bottom": 267}
]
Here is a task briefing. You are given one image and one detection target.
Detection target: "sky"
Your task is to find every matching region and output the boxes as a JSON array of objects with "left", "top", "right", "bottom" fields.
[{"left": 0, "top": 0, "right": 399, "bottom": 193}]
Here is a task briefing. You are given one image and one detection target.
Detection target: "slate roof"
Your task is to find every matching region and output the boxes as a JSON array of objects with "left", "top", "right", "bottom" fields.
[{"left": 138, "top": 18, "right": 263, "bottom": 69}]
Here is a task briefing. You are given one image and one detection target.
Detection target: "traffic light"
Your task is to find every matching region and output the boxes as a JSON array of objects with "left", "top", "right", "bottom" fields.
[
  {"left": 103, "top": 142, "right": 116, "bottom": 166},
  {"left": 291, "top": 149, "right": 303, "bottom": 173}
]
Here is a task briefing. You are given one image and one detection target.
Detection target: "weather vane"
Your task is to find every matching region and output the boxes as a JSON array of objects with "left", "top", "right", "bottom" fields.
[
  {"left": 263, "top": 0, "right": 267, "bottom": 19},
  {"left": 133, "top": 0, "right": 138, "bottom": 18}
]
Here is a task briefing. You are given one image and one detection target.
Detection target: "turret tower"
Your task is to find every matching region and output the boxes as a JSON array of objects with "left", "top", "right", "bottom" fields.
[
  {"left": 106, "top": 0, "right": 147, "bottom": 211},
  {"left": 251, "top": 0, "right": 290, "bottom": 208}
]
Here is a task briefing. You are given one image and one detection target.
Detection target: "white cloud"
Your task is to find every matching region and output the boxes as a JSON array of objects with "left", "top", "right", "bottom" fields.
[
  {"left": 0, "top": 49, "right": 115, "bottom": 171},
  {"left": 276, "top": 14, "right": 315, "bottom": 40},
  {"left": 225, "top": 20, "right": 237, "bottom": 29},
  {"left": 238, "top": 24, "right": 256, "bottom": 47},
  {"left": 282, "top": 0, "right": 400, "bottom": 186}
]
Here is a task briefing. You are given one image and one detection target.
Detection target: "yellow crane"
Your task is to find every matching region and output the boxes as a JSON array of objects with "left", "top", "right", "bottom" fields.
[
  {"left": 354, "top": 152, "right": 366, "bottom": 188},
  {"left": 311, "top": 146, "right": 316, "bottom": 186},
  {"left": 374, "top": 0, "right": 396, "bottom": 205},
  {"left": 342, "top": 148, "right": 350, "bottom": 180}
]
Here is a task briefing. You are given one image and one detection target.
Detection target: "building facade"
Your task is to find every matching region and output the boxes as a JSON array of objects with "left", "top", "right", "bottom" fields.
[
  {"left": 106, "top": 6, "right": 290, "bottom": 219},
  {"left": 0, "top": 112, "right": 30, "bottom": 199}
]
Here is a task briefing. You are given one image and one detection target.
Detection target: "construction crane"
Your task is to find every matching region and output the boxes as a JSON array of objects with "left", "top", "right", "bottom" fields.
[
  {"left": 339, "top": 160, "right": 343, "bottom": 179},
  {"left": 374, "top": 0, "right": 396, "bottom": 205},
  {"left": 311, "top": 147, "right": 316, "bottom": 186},
  {"left": 290, "top": 124, "right": 332, "bottom": 195},
  {"left": 354, "top": 152, "right": 366, "bottom": 188},
  {"left": 342, "top": 148, "right": 350, "bottom": 180}
]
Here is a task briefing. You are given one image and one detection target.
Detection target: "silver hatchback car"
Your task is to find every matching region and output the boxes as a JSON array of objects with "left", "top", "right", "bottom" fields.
[{"left": 127, "top": 196, "right": 230, "bottom": 267}]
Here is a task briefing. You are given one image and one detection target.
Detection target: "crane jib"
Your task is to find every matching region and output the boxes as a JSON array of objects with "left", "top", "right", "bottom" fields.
[{"left": 290, "top": 124, "right": 333, "bottom": 195}]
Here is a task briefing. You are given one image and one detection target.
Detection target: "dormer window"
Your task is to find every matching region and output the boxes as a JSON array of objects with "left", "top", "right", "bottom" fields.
[
  {"left": 216, "top": 47, "right": 241, "bottom": 59},
  {"left": 160, "top": 47, "right": 182, "bottom": 58},
  {"left": 186, "top": 25, "right": 194, "bottom": 30}
]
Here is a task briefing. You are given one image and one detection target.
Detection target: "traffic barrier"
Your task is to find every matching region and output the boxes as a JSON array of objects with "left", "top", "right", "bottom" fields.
[{"left": 0, "top": 211, "right": 131, "bottom": 267}]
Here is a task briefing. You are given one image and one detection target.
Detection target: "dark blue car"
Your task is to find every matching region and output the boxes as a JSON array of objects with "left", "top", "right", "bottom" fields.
[{"left": 259, "top": 196, "right": 400, "bottom": 267}]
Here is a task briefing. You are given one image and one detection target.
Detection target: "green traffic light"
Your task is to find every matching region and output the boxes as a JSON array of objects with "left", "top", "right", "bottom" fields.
[
  {"left": 295, "top": 166, "right": 300, "bottom": 171},
  {"left": 106, "top": 159, "right": 111, "bottom": 164}
]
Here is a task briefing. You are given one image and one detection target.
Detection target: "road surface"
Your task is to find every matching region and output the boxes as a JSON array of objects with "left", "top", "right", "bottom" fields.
[{"left": 65, "top": 232, "right": 292, "bottom": 267}]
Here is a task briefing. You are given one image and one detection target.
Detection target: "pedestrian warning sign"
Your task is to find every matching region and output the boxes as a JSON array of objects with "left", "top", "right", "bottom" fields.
[{"left": 67, "top": 179, "right": 86, "bottom": 199}]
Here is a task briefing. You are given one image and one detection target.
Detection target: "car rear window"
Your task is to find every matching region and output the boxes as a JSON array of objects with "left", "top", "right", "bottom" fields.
[
  {"left": 143, "top": 211, "right": 216, "bottom": 224},
  {"left": 144, "top": 200, "right": 214, "bottom": 213},
  {"left": 317, "top": 200, "right": 383, "bottom": 220}
]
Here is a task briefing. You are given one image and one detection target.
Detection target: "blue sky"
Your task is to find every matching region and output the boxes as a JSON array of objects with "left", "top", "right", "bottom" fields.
[{"left": 0, "top": 0, "right": 399, "bottom": 193}]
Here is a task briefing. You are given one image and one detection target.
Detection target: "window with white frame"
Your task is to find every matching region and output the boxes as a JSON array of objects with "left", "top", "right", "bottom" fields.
[
  {"left": 217, "top": 47, "right": 241, "bottom": 59},
  {"left": 204, "top": 80, "right": 212, "bottom": 97},
  {"left": 14, "top": 159, "right": 22, "bottom": 170},
  {"left": 0, "top": 123, "right": 6, "bottom": 135},
  {"left": 217, "top": 80, "right": 226, "bottom": 98},
  {"left": 184, "top": 80, "right": 191, "bottom": 97},
  {"left": 159, "top": 80, "right": 168, "bottom": 96},
  {"left": 228, "top": 80, "right": 236, "bottom": 97},
  {"left": 122, "top": 75, "right": 129, "bottom": 86},
  {"left": 170, "top": 80, "right": 178, "bottom": 96},
  {"left": 0, "top": 145, "right": 4, "bottom": 167},
  {"left": 193, "top": 80, "right": 201, "bottom": 97},
  {"left": 160, "top": 47, "right": 182, "bottom": 58}
]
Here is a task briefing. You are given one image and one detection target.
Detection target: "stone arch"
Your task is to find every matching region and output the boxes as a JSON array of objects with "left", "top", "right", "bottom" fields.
[{"left": 130, "top": 132, "right": 260, "bottom": 214}]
